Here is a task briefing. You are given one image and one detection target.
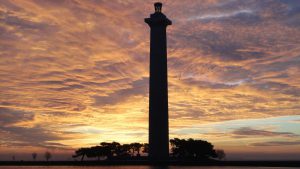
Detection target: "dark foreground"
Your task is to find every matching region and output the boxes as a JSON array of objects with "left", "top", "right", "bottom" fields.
[{"left": 0, "top": 160, "right": 300, "bottom": 167}]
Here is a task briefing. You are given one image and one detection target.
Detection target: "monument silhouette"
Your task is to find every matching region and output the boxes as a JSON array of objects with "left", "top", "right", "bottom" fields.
[{"left": 145, "top": 2, "right": 172, "bottom": 162}]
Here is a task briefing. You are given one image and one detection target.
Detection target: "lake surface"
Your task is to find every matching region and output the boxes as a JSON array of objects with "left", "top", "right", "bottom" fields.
[{"left": 0, "top": 166, "right": 296, "bottom": 169}]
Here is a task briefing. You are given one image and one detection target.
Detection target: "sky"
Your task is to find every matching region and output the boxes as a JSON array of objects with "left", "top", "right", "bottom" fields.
[{"left": 0, "top": 0, "right": 300, "bottom": 161}]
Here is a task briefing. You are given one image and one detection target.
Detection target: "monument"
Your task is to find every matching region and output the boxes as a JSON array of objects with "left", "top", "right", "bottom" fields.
[{"left": 145, "top": 2, "right": 172, "bottom": 162}]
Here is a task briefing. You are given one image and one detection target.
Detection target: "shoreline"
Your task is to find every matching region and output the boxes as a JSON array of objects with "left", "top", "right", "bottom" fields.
[{"left": 0, "top": 160, "right": 300, "bottom": 167}]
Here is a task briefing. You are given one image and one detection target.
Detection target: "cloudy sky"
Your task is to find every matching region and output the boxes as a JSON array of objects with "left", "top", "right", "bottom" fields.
[{"left": 0, "top": 0, "right": 300, "bottom": 160}]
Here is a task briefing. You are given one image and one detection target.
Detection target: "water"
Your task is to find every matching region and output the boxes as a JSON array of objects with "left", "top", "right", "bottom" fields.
[{"left": 0, "top": 166, "right": 295, "bottom": 169}]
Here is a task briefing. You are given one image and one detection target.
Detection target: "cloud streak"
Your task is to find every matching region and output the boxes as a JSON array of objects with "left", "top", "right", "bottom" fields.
[
  {"left": 232, "top": 127, "right": 299, "bottom": 138},
  {"left": 251, "top": 141, "right": 300, "bottom": 147},
  {"left": 187, "top": 9, "right": 254, "bottom": 21}
]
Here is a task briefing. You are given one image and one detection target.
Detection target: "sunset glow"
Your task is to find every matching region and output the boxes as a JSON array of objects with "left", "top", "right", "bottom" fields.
[{"left": 0, "top": 0, "right": 300, "bottom": 161}]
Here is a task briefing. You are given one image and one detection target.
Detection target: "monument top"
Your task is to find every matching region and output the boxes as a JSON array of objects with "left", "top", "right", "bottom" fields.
[
  {"left": 145, "top": 2, "right": 172, "bottom": 27},
  {"left": 154, "top": 2, "right": 162, "bottom": 13}
]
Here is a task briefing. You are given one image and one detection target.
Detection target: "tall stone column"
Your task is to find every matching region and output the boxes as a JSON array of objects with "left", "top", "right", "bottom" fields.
[{"left": 145, "top": 2, "right": 172, "bottom": 162}]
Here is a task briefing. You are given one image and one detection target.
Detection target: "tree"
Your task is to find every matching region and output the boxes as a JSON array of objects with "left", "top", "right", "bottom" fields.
[
  {"left": 142, "top": 143, "right": 149, "bottom": 154},
  {"left": 115, "top": 144, "right": 131, "bottom": 158},
  {"left": 170, "top": 138, "right": 217, "bottom": 160},
  {"left": 72, "top": 148, "right": 90, "bottom": 161},
  {"left": 170, "top": 138, "right": 186, "bottom": 158},
  {"left": 73, "top": 142, "right": 125, "bottom": 161},
  {"left": 130, "top": 143, "right": 143, "bottom": 156},
  {"left": 215, "top": 149, "right": 226, "bottom": 160},
  {"left": 44, "top": 151, "right": 52, "bottom": 161},
  {"left": 89, "top": 146, "right": 109, "bottom": 161},
  {"left": 100, "top": 141, "right": 120, "bottom": 159},
  {"left": 32, "top": 153, "right": 37, "bottom": 161}
]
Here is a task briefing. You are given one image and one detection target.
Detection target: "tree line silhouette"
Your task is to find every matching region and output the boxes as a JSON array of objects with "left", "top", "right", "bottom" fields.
[
  {"left": 72, "top": 138, "right": 225, "bottom": 161},
  {"left": 72, "top": 142, "right": 147, "bottom": 161},
  {"left": 170, "top": 138, "right": 225, "bottom": 160}
]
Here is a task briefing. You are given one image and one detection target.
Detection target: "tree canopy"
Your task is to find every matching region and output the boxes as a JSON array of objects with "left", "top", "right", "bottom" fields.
[
  {"left": 73, "top": 141, "right": 147, "bottom": 161},
  {"left": 170, "top": 138, "right": 218, "bottom": 160}
]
